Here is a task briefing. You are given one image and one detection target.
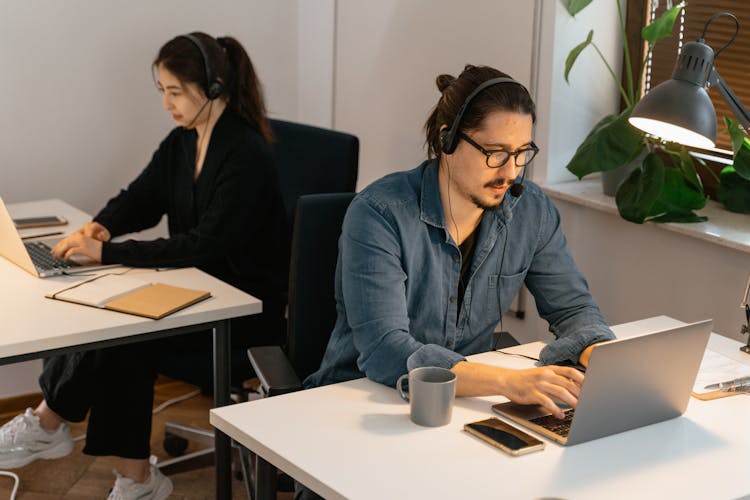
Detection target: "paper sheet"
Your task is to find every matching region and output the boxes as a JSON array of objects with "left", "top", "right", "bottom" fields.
[
  {"left": 52, "top": 274, "right": 151, "bottom": 308},
  {"left": 692, "top": 349, "right": 750, "bottom": 394}
]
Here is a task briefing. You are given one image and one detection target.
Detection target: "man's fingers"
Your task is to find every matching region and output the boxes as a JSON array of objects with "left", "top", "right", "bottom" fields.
[{"left": 536, "top": 393, "right": 565, "bottom": 419}]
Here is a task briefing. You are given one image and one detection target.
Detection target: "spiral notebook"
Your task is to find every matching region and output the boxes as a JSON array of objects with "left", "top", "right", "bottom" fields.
[{"left": 46, "top": 274, "right": 211, "bottom": 319}]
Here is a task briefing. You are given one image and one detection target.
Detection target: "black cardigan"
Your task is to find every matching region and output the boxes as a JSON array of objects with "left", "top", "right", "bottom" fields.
[{"left": 95, "top": 108, "right": 289, "bottom": 304}]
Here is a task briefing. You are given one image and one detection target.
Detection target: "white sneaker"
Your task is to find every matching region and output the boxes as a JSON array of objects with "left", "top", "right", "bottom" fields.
[
  {"left": 107, "top": 465, "right": 173, "bottom": 500},
  {"left": 0, "top": 407, "right": 74, "bottom": 468}
]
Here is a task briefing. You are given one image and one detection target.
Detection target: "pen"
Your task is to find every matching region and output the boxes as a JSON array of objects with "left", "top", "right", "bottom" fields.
[
  {"left": 704, "top": 375, "right": 750, "bottom": 391},
  {"left": 20, "top": 231, "right": 64, "bottom": 240}
]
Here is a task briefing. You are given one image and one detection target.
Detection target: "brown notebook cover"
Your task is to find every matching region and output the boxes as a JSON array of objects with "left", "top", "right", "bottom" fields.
[
  {"left": 103, "top": 283, "right": 211, "bottom": 319},
  {"left": 47, "top": 278, "right": 211, "bottom": 320}
]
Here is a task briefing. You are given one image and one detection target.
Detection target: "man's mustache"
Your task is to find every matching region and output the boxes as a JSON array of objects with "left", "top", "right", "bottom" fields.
[{"left": 484, "top": 178, "right": 514, "bottom": 189}]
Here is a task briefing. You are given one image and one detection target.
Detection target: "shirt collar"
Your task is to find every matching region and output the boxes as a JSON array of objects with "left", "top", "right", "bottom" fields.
[
  {"left": 419, "top": 158, "right": 521, "bottom": 234},
  {"left": 419, "top": 159, "right": 447, "bottom": 231}
]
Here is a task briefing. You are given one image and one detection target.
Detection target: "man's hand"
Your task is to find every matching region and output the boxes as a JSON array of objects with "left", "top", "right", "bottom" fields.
[
  {"left": 500, "top": 366, "right": 584, "bottom": 419},
  {"left": 451, "top": 362, "right": 584, "bottom": 419}
]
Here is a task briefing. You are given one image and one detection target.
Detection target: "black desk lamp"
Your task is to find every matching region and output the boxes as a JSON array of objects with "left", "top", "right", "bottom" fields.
[
  {"left": 741, "top": 275, "right": 750, "bottom": 354},
  {"left": 629, "top": 12, "right": 750, "bottom": 149},
  {"left": 631, "top": 12, "right": 750, "bottom": 355}
]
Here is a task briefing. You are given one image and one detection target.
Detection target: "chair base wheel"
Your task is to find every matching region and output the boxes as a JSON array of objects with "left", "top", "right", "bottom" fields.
[{"left": 163, "top": 432, "right": 189, "bottom": 457}]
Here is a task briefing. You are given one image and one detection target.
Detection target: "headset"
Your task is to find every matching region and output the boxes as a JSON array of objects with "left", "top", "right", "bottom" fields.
[
  {"left": 180, "top": 33, "right": 224, "bottom": 100},
  {"left": 439, "top": 76, "right": 529, "bottom": 196}
]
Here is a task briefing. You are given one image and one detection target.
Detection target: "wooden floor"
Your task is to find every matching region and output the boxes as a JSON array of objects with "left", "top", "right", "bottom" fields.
[{"left": 0, "top": 378, "right": 294, "bottom": 499}]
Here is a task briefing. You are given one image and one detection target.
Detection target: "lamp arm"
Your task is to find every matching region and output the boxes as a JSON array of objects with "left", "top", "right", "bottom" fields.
[{"left": 709, "top": 67, "right": 750, "bottom": 135}]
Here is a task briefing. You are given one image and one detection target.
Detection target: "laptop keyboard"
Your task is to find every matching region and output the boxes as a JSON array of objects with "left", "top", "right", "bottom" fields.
[
  {"left": 24, "top": 241, "right": 74, "bottom": 272},
  {"left": 530, "top": 408, "right": 575, "bottom": 437}
]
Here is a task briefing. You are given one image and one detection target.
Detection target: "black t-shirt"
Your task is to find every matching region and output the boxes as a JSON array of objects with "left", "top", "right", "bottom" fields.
[{"left": 457, "top": 224, "right": 479, "bottom": 320}]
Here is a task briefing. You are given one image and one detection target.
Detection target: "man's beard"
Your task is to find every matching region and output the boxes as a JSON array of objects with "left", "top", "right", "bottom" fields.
[{"left": 470, "top": 178, "right": 513, "bottom": 210}]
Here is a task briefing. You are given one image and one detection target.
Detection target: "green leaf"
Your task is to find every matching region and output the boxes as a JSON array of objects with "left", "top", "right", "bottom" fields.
[
  {"left": 565, "top": 0, "right": 594, "bottom": 17},
  {"left": 565, "top": 30, "right": 594, "bottom": 83},
  {"left": 646, "top": 167, "right": 707, "bottom": 221},
  {"left": 724, "top": 116, "right": 745, "bottom": 154},
  {"left": 616, "top": 152, "right": 665, "bottom": 223},
  {"left": 641, "top": 3, "right": 684, "bottom": 45},
  {"left": 566, "top": 109, "right": 644, "bottom": 179},
  {"left": 675, "top": 147, "right": 703, "bottom": 192},
  {"left": 733, "top": 137, "right": 750, "bottom": 180},
  {"left": 717, "top": 166, "right": 750, "bottom": 213}
]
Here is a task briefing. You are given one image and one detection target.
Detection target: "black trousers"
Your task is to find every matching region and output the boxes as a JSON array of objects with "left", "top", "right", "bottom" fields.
[{"left": 39, "top": 310, "right": 285, "bottom": 459}]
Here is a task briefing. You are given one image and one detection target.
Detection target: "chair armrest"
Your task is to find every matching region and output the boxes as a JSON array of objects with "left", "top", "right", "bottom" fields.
[{"left": 248, "top": 346, "right": 302, "bottom": 397}]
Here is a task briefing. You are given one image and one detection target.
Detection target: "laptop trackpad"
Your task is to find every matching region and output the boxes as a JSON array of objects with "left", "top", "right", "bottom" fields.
[{"left": 493, "top": 401, "right": 552, "bottom": 419}]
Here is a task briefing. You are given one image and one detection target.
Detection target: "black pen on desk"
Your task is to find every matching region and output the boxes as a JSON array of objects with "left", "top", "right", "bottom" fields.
[
  {"left": 21, "top": 231, "right": 65, "bottom": 240},
  {"left": 704, "top": 375, "right": 750, "bottom": 391}
]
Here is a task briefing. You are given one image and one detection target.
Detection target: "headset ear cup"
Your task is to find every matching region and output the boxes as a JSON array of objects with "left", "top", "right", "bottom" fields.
[
  {"left": 207, "top": 81, "right": 223, "bottom": 100},
  {"left": 440, "top": 129, "right": 454, "bottom": 154}
]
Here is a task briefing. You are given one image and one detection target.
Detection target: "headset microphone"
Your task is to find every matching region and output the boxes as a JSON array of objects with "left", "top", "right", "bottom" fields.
[{"left": 509, "top": 167, "right": 526, "bottom": 197}]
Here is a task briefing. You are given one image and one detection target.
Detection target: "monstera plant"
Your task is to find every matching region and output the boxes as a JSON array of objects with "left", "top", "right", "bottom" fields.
[
  {"left": 718, "top": 117, "right": 750, "bottom": 213},
  {"left": 564, "top": 0, "right": 714, "bottom": 223}
]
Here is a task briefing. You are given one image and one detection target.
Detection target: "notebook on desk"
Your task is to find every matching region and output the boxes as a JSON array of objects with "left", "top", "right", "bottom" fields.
[
  {"left": 493, "top": 319, "right": 713, "bottom": 446},
  {"left": 0, "top": 196, "right": 117, "bottom": 277}
]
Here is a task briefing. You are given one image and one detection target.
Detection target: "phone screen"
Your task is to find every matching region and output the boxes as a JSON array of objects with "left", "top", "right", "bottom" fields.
[{"left": 464, "top": 418, "right": 544, "bottom": 454}]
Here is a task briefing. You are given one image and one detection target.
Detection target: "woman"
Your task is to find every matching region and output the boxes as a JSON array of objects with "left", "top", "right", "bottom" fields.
[{"left": 0, "top": 32, "right": 288, "bottom": 499}]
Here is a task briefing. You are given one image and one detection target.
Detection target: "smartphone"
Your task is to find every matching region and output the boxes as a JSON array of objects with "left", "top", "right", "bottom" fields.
[
  {"left": 464, "top": 417, "right": 545, "bottom": 456},
  {"left": 13, "top": 215, "right": 68, "bottom": 229}
]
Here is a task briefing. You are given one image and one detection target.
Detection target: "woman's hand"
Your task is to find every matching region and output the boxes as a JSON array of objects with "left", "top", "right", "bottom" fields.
[
  {"left": 51, "top": 222, "right": 110, "bottom": 262},
  {"left": 77, "top": 221, "right": 111, "bottom": 242}
]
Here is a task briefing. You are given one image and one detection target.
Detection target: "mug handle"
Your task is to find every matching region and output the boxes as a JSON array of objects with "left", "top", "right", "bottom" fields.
[{"left": 396, "top": 373, "right": 410, "bottom": 402}]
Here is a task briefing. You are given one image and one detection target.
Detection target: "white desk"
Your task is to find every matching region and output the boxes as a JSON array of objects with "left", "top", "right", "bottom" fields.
[
  {"left": 211, "top": 316, "right": 750, "bottom": 500},
  {"left": 3, "top": 199, "right": 261, "bottom": 500}
]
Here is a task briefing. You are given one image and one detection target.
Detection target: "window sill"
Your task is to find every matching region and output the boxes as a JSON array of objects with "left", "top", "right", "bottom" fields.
[{"left": 543, "top": 178, "right": 750, "bottom": 255}]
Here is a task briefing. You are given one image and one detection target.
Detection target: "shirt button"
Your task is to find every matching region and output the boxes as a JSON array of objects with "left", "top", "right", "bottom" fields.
[
  {"left": 449, "top": 296, "right": 457, "bottom": 303},
  {"left": 452, "top": 253, "right": 459, "bottom": 262}
]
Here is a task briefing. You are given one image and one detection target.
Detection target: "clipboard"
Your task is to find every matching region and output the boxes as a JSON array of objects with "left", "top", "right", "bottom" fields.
[
  {"left": 691, "top": 348, "right": 750, "bottom": 401},
  {"left": 46, "top": 274, "right": 211, "bottom": 319}
]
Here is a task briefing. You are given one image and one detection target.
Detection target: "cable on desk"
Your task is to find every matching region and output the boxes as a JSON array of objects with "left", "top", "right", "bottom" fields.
[
  {"left": 53, "top": 267, "right": 135, "bottom": 298},
  {"left": 493, "top": 350, "right": 540, "bottom": 362}
]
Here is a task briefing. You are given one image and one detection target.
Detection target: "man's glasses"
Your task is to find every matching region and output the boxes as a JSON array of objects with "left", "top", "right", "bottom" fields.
[{"left": 458, "top": 132, "right": 539, "bottom": 168}]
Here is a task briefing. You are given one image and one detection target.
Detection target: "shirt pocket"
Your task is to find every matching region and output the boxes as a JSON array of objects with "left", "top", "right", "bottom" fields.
[{"left": 491, "top": 269, "right": 527, "bottom": 316}]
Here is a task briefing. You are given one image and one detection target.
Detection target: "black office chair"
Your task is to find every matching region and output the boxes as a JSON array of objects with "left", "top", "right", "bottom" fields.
[
  {"left": 242, "top": 192, "right": 355, "bottom": 500},
  {"left": 160, "top": 121, "right": 358, "bottom": 477},
  {"left": 270, "top": 119, "right": 359, "bottom": 226}
]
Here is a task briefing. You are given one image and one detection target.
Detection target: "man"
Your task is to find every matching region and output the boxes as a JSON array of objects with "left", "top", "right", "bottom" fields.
[{"left": 305, "top": 64, "right": 614, "bottom": 420}]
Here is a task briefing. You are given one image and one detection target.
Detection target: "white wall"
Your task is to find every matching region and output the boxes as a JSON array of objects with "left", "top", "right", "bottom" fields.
[
  {"left": 334, "top": 0, "right": 537, "bottom": 190},
  {"left": 0, "top": 0, "right": 300, "bottom": 215},
  {"left": 557, "top": 201, "right": 748, "bottom": 343}
]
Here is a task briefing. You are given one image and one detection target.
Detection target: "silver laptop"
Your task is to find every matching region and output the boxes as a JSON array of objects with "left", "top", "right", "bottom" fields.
[
  {"left": 493, "top": 319, "right": 712, "bottom": 446},
  {"left": 0, "top": 196, "right": 117, "bottom": 278}
]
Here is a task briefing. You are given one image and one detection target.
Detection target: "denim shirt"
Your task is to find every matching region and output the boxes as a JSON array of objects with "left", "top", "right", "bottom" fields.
[{"left": 305, "top": 160, "right": 614, "bottom": 389}]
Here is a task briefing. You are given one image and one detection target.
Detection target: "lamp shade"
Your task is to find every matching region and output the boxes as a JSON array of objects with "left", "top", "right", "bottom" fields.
[
  {"left": 629, "top": 79, "right": 717, "bottom": 149},
  {"left": 629, "top": 39, "right": 718, "bottom": 149}
]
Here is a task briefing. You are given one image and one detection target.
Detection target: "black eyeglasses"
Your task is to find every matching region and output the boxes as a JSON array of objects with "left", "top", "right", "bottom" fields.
[{"left": 458, "top": 132, "right": 539, "bottom": 168}]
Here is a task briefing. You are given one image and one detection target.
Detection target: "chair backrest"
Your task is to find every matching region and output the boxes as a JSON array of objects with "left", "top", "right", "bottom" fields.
[
  {"left": 286, "top": 192, "right": 355, "bottom": 381},
  {"left": 270, "top": 119, "right": 359, "bottom": 224}
]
